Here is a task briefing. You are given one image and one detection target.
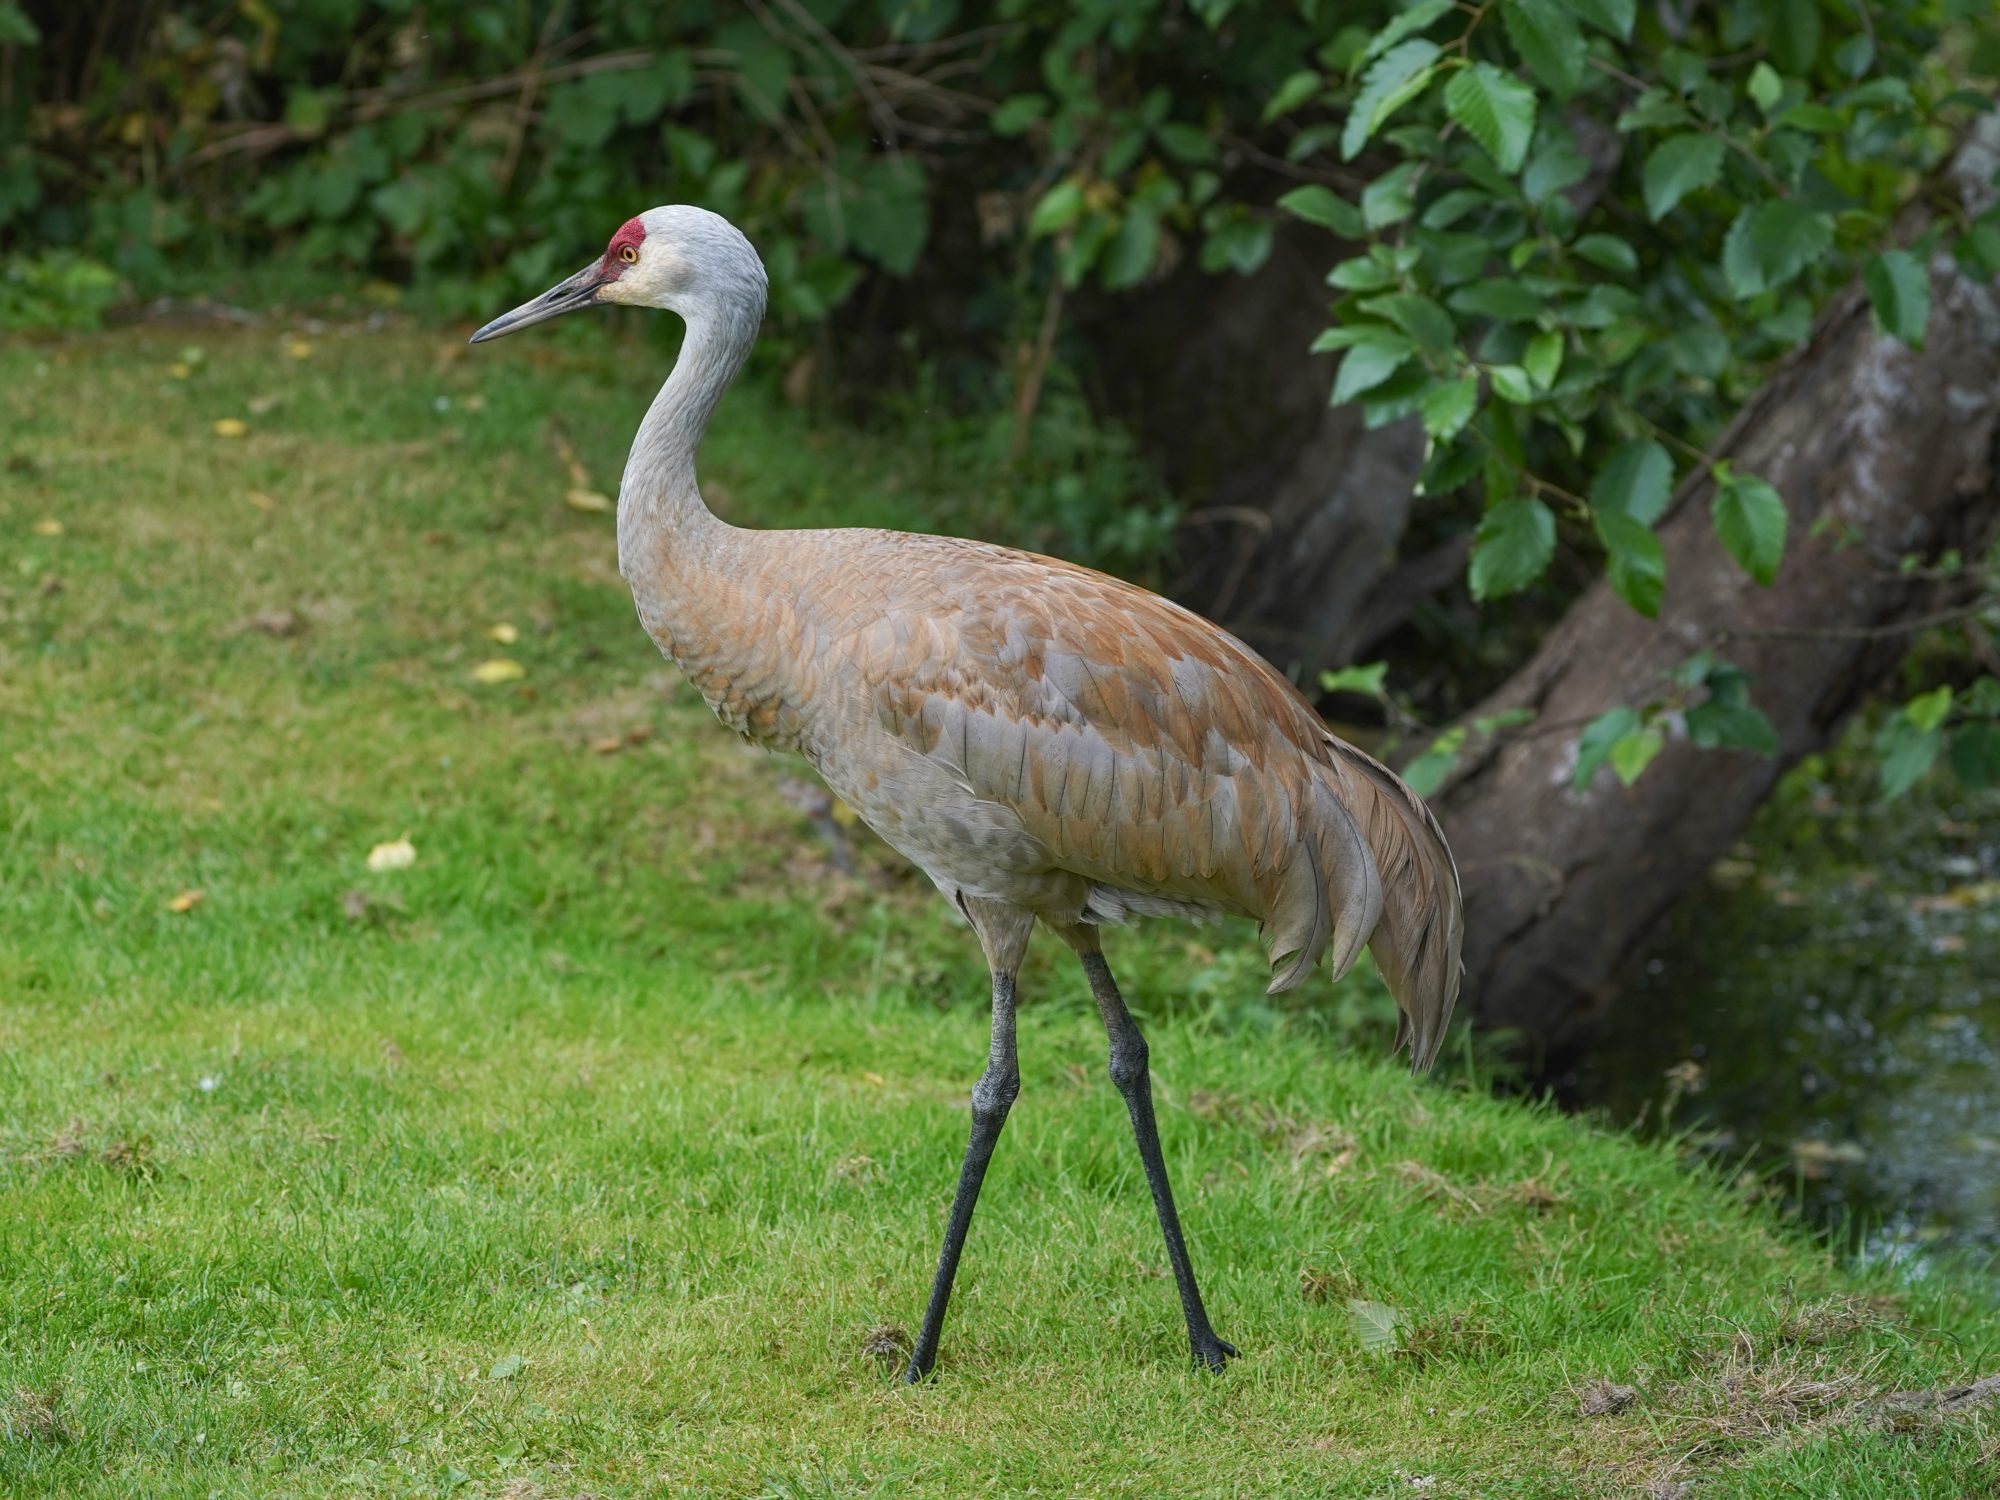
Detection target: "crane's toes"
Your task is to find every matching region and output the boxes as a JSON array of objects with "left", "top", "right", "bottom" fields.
[
  {"left": 901, "top": 1356, "right": 935, "bottom": 1386},
  {"left": 1191, "top": 1335, "right": 1240, "bottom": 1374}
]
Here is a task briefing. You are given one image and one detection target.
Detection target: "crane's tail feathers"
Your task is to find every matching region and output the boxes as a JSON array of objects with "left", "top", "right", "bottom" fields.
[
  {"left": 1262, "top": 740, "right": 1464, "bottom": 1072},
  {"left": 1333, "top": 741, "right": 1464, "bottom": 1072},
  {"left": 1263, "top": 796, "right": 1381, "bottom": 994}
]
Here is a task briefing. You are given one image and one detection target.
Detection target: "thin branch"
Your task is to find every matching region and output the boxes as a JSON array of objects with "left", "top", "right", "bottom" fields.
[{"left": 1717, "top": 599, "right": 1997, "bottom": 643}]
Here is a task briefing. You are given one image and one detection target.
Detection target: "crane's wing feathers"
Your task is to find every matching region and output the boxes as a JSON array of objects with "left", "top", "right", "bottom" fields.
[{"left": 853, "top": 536, "right": 1463, "bottom": 1071}]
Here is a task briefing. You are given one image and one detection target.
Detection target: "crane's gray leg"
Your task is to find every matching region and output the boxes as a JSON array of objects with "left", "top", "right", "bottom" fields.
[
  {"left": 905, "top": 899, "right": 1031, "bottom": 1384},
  {"left": 1064, "top": 927, "right": 1237, "bottom": 1373}
]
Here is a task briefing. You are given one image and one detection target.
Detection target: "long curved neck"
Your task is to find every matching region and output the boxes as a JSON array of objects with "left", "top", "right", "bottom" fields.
[{"left": 617, "top": 295, "right": 760, "bottom": 566}]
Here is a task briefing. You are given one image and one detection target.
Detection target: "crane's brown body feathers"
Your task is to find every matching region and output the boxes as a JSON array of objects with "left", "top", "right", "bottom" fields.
[{"left": 636, "top": 524, "right": 1463, "bottom": 1070}]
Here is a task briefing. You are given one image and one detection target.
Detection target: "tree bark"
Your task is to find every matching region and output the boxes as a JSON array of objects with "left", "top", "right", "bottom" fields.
[
  {"left": 1437, "top": 123, "right": 2000, "bottom": 1055},
  {"left": 1084, "top": 224, "right": 1425, "bottom": 679}
]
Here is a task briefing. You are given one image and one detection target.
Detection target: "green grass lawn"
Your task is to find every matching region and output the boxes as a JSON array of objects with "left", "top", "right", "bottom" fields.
[{"left": 2, "top": 319, "right": 1996, "bottom": 1498}]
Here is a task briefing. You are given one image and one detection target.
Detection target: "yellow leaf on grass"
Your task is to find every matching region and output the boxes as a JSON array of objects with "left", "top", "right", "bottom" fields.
[
  {"left": 168, "top": 362, "right": 193, "bottom": 379},
  {"left": 167, "top": 889, "right": 204, "bottom": 913},
  {"left": 285, "top": 339, "right": 314, "bottom": 360},
  {"left": 472, "top": 658, "right": 525, "bottom": 684},
  {"left": 246, "top": 490, "right": 277, "bottom": 512},
  {"left": 33, "top": 518, "right": 63, "bottom": 537},
  {"left": 366, "top": 837, "right": 417, "bottom": 873},
  {"left": 486, "top": 622, "right": 519, "bottom": 645},
  {"left": 590, "top": 736, "right": 624, "bottom": 754},
  {"left": 860, "top": 1070, "right": 886, "bottom": 1087},
  {"left": 213, "top": 418, "right": 249, "bottom": 438},
  {"left": 565, "top": 489, "right": 613, "bottom": 514}
]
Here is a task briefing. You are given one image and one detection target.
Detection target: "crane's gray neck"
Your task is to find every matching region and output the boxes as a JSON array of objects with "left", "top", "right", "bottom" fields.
[{"left": 616, "top": 294, "right": 761, "bottom": 571}]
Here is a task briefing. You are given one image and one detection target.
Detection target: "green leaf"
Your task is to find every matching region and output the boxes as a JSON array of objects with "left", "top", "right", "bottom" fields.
[
  {"left": 1522, "top": 137, "right": 1589, "bottom": 202},
  {"left": 1320, "top": 661, "right": 1390, "bottom": 697},
  {"left": 1642, "top": 135, "right": 1727, "bottom": 221},
  {"left": 1488, "top": 364, "right": 1534, "bottom": 404},
  {"left": 1421, "top": 373, "right": 1480, "bottom": 442},
  {"left": 1157, "top": 123, "right": 1219, "bottom": 164},
  {"left": 1834, "top": 33, "right": 1875, "bottom": 79},
  {"left": 1573, "top": 706, "right": 1642, "bottom": 790},
  {"left": 1769, "top": 0, "right": 1822, "bottom": 74},
  {"left": 1447, "top": 280, "right": 1544, "bottom": 322},
  {"left": 1906, "top": 685, "right": 1955, "bottom": 733},
  {"left": 1469, "top": 496, "right": 1556, "bottom": 600},
  {"left": 1949, "top": 721, "right": 2000, "bottom": 789},
  {"left": 1400, "top": 726, "right": 1467, "bottom": 797},
  {"left": 1328, "top": 255, "right": 1398, "bottom": 291},
  {"left": 1711, "top": 474, "right": 1788, "bottom": 584},
  {"left": 1278, "top": 186, "right": 1364, "bottom": 238},
  {"left": 1572, "top": 234, "right": 1637, "bottom": 273},
  {"left": 1028, "top": 180, "right": 1085, "bottom": 238},
  {"left": 1687, "top": 699, "right": 1779, "bottom": 753},
  {"left": 1265, "top": 70, "right": 1324, "bottom": 122},
  {"left": 1566, "top": 0, "right": 1635, "bottom": 38},
  {"left": 1443, "top": 63, "right": 1539, "bottom": 174},
  {"left": 991, "top": 95, "right": 1048, "bottom": 136},
  {"left": 1333, "top": 335, "right": 1415, "bottom": 404},
  {"left": 1590, "top": 439, "right": 1673, "bottom": 524},
  {"left": 0, "top": 3, "right": 41, "bottom": 43},
  {"left": 1342, "top": 42, "right": 1441, "bottom": 161},
  {"left": 1595, "top": 510, "right": 1666, "bottom": 616},
  {"left": 1862, "top": 249, "right": 1930, "bottom": 348},
  {"left": 1501, "top": 0, "right": 1585, "bottom": 98},
  {"left": 1875, "top": 714, "right": 1939, "bottom": 799},
  {"left": 1610, "top": 727, "right": 1666, "bottom": 785},
  {"left": 1361, "top": 0, "right": 1456, "bottom": 64},
  {"left": 1362, "top": 291, "right": 1457, "bottom": 352},
  {"left": 1101, "top": 210, "right": 1161, "bottom": 289},
  {"left": 1721, "top": 202, "right": 1834, "bottom": 299},
  {"left": 1747, "top": 62, "right": 1784, "bottom": 114},
  {"left": 1348, "top": 1298, "right": 1404, "bottom": 1355},
  {"left": 1361, "top": 162, "right": 1422, "bottom": 228},
  {"left": 487, "top": 1354, "right": 525, "bottom": 1381},
  {"left": 1523, "top": 330, "right": 1564, "bottom": 389}
]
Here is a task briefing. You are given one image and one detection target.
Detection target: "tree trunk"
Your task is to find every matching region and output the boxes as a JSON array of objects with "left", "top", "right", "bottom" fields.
[
  {"left": 1437, "top": 123, "right": 2000, "bottom": 1055},
  {"left": 1085, "top": 224, "right": 1424, "bottom": 679}
]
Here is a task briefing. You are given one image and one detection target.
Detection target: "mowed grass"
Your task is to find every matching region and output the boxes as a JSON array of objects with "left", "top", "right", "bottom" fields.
[{"left": 2, "top": 319, "right": 1996, "bottom": 1499}]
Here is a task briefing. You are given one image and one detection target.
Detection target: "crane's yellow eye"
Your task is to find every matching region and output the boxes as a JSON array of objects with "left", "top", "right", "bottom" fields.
[{"left": 619, "top": 245, "right": 638, "bottom": 264}]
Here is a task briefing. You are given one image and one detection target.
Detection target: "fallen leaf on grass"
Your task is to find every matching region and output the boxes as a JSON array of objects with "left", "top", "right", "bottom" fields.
[
  {"left": 245, "top": 490, "right": 276, "bottom": 512},
  {"left": 247, "top": 393, "right": 283, "bottom": 416},
  {"left": 284, "top": 338, "right": 314, "bottom": 360},
  {"left": 166, "top": 889, "right": 204, "bottom": 914},
  {"left": 486, "top": 1354, "right": 524, "bottom": 1381},
  {"left": 1348, "top": 1298, "right": 1404, "bottom": 1356},
  {"left": 472, "top": 658, "right": 525, "bottom": 685},
  {"left": 1578, "top": 1379, "right": 1639, "bottom": 1416},
  {"left": 224, "top": 609, "right": 303, "bottom": 638},
  {"left": 365, "top": 838, "right": 417, "bottom": 873},
  {"left": 168, "top": 362, "right": 193, "bottom": 379},
  {"left": 212, "top": 418, "right": 248, "bottom": 438},
  {"left": 565, "top": 488, "right": 613, "bottom": 514},
  {"left": 859, "top": 1070, "right": 886, "bottom": 1087},
  {"left": 590, "top": 736, "right": 625, "bottom": 754},
  {"left": 33, "top": 518, "right": 63, "bottom": 537},
  {"left": 486, "top": 622, "right": 519, "bottom": 645}
]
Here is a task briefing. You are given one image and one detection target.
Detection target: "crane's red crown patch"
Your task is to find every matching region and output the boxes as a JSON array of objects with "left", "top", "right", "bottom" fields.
[{"left": 603, "top": 217, "right": 646, "bottom": 272}]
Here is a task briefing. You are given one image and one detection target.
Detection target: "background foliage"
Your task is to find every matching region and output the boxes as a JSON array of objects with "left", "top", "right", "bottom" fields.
[{"left": 3, "top": 0, "right": 1999, "bottom": 791}]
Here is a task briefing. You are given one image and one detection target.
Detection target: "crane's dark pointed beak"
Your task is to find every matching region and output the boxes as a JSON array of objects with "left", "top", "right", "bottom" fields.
[{"left": 468, "top": 260, "right": 610, "bottom": 344}]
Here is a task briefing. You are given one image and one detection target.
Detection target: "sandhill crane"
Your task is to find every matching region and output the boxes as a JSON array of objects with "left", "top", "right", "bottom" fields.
[{"left": 471, "top": 206, "right": 1463, "bottom": 1381}]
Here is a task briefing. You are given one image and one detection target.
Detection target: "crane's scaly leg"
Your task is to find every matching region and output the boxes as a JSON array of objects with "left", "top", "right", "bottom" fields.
[
  {"left": 905, "top": 899, "right": 1031, "bottom": 1384},
  {"left": 1067, "top": 929, "right": 1237, "bottom": 1373}
]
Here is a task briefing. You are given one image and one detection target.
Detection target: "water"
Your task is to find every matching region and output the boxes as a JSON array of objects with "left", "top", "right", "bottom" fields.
[{"left": 1577, "top": 755, "right": 2000, "bottom": 1261}]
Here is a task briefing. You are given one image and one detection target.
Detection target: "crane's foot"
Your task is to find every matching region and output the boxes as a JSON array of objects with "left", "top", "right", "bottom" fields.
[
  {"left": 901, "top": 1354, "right": 936, "bottom": 1386},
  {"left": 1191, "top": 1334, "right": 1241, "bottom": 1374}
]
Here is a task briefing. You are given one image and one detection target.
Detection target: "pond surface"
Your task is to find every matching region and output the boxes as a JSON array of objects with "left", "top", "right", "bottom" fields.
[{"left": 1576, "top": 754, "right": 2000, "bottom": 1263}]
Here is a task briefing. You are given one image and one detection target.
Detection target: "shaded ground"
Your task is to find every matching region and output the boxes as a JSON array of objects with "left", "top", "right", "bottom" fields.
[{"left": 2, "top": 322, "right": 1996, "bottom": 1496}]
